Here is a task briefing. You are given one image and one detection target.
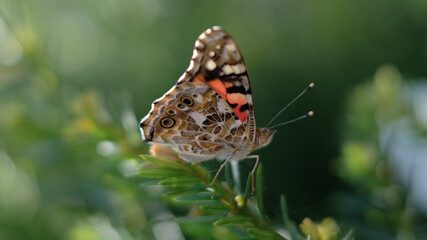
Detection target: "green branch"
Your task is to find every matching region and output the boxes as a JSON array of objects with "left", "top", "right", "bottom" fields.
[{"left": 138, "top": 154, "right": 353, "bottom": 240}]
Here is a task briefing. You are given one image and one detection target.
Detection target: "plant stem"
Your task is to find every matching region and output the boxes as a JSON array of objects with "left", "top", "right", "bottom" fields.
[{"left": 187, "top": 160, "right": 285, "bottom": 239}]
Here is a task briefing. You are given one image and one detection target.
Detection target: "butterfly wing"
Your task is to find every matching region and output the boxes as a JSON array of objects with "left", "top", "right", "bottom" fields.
[
  {"left": 177, "top": 26, "right": 256, "bottom": 142},
  {"left": 140, "top": 81, "right": 248, "bottom": 162},
  {"left": 140, "top": 26, "right": 256, "bottom": 162}
]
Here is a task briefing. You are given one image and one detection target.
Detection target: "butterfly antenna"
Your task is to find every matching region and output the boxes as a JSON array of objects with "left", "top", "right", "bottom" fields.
[
  {"left": 265, "top": 83, "right": 314, "bottom": 128},
  {"left": 269, "top": 111, "right": 314, "bottom": 129}
]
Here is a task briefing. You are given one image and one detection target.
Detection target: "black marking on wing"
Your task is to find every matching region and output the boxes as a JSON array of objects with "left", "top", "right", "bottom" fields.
[
  {"left": 204, "top": 68, "right": 222, "bottom": 81},
  {"left": 146, "top": 128, "right": 154, "bottom": 142},
  {"left": 239, "top": 103, "right": 250, "bottom": 112},
  {"left": 226, "top": 85, "right": 250, "bottom": 94},
  {"left": 229, "top": 103, "right": 238, "bottom": 108}
]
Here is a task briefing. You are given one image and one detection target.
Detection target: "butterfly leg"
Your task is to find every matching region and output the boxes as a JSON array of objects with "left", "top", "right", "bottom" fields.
[
  {"left": 210, "top": 155, "right": 233, "bottom": 186},
  {"left": 246, "top": 155, "right": 260, "bottom": 193}
]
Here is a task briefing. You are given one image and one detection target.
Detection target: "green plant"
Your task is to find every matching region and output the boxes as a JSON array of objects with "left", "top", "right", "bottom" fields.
[
  {"left": 335, "top": 65, "right": 427, "bottom": 239},
  {"left": 137, "top": 147, "right": 353, "bottom": 240}
]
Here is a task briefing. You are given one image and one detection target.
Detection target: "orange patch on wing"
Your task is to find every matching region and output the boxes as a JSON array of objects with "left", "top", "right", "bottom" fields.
[
  {"left": 193, "top": 74, "right": 226, "bottom": 99},
  {"left": 227, "top": 93, "right": 248, "bottom": 123},
  {"left": 193, "top": 74, "right": 247, "bottom": 122},
  {"left": 194, "top": 73, "right": 205, "bottom": 83},
  {"left": 224, "top": 82, "right": 233, "bottom": 88},
  {"left": 207, "top": 78, "right": 227, "bottom": 100}
]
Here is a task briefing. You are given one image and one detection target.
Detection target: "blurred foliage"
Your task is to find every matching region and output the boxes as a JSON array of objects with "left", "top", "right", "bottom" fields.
[
  {"left": 1, "top": 0, "right": 427, "bottom": 239},
  {"left": 136, "top": 148, "right": 351, "bottom": 240},
  {"left": 334, "top": 65, "right": 427, "bottom": 239},
  {"left": 299, "top": 218, "right": 340, "bottom": 240}
]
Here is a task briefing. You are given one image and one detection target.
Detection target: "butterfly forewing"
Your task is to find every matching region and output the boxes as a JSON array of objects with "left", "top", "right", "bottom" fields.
[{"left": 177, "top": 27, "right": 256, "bottom": 142}]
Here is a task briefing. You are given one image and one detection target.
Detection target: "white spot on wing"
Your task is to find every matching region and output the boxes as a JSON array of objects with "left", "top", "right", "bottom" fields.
[
  {"left": 217, "top": 100, "right": 228, "bottom": 112},
  {"left": 209, "top": 51, "right": 215, "bottom": 57},
  {"left": 212, "top": 26, "right": 221, "bottom": 31},
  {"left": 231, "top": 64, "right": 244, "bottom": 74},
  {"left": 206, "top": 59, "right": 216, "bottom": 71},
  {"left": 222, "top": 64, "right": 233, "bottom": 75},
  {"left": 230, "top": 122, "right": 242, "bottom": 129},
  {"left": 205, "top": 28, "right": 212, "bottom": 34},
  {"left": 193, "top": 94, "right": 203, "bottom": 103},
  {"left": 188, "top": 112, "right": 207, "bottom": 125},
  {"left": 215, "top": 44, "right": 221, "bottom": 50},
  {"left": 225, "top": 43, "right": 236, "bottom": 52}
]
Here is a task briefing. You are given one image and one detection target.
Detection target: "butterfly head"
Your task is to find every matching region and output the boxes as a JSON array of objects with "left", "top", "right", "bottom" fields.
[{"left": 253, "top": 128, "right": 276, "bottom": 150}]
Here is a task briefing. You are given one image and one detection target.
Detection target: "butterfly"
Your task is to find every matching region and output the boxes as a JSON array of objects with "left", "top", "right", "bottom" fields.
[{"left": 140, "top": 26, "right": 296, "bottom": 186}]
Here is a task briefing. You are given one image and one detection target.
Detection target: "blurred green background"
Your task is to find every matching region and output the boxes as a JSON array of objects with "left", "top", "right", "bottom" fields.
[{"left": 1, "top": 0, "right": 427, "bottom": 239}]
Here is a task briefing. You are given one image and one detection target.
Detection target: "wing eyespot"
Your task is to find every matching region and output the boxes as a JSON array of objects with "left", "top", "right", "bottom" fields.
[
  {"left": 161, "top": 117, "right": 175, "bottom": 128},
  {"left": 177, "top": 103, "right": 185, "bottom": 109},
  {"left": 167, "top": 109, "right": 176, "bottom": 115},
  {"left": 182, "top": 97, "right": 194, "bottom": 106}
]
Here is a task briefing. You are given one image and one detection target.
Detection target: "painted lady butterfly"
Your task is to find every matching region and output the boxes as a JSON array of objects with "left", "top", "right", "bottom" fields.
[{"left": 140, "top": 26, "right": 309, "bottom": 185}]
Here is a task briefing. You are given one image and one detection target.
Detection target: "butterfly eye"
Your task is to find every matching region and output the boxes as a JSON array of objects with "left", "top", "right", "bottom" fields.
[
  {"left": 182, "top": 97, "right": 194, "bottom": 106},
  {"left": 160, "top": 117, "right": 175, "bottom": 128},
  {"left": 167, "top": 109, "right": 176, "bottom": 115}
]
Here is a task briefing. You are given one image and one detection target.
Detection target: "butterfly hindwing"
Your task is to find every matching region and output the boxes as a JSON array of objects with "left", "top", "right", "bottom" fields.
[{"left": 140, "top": 82, "right": 249, "bottom": 162}]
